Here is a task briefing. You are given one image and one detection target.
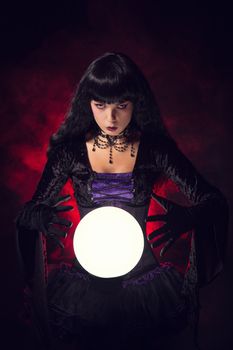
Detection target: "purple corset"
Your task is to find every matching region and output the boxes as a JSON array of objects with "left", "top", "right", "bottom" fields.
[{"left": 92, "top": 172, "right": 134, "bottom": 204}]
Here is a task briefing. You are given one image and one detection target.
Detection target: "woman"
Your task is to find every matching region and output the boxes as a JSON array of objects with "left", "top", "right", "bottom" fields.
[{"left": 16, "top": 52, "right": 229, "bottom": 350}]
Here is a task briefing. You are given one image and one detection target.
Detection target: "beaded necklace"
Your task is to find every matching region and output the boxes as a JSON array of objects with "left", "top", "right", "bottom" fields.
[{"left": 92, "top": 128, "right": 136, "bottom": 164}]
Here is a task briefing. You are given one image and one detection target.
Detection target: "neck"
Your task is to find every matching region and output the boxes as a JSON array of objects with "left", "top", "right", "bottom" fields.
[{"left": 85, "top": 124, "right": 141, "bottom": 143}]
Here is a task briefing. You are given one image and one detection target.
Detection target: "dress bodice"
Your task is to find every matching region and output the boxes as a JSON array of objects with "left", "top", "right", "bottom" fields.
[{"left": 91, "top": 171, "right": 134, "bottom": 205}]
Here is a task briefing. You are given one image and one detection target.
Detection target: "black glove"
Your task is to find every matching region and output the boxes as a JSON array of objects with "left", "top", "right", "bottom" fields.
[
  {"left": 25, "top": 194, "right": 73, "bottom": 249},
  {"left": 146, "top": 193, "right": 196, "bottom": 257}
]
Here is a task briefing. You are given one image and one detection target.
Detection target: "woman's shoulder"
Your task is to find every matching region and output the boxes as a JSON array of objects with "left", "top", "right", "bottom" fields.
[{"left": 47, "top": 136, "right": 86, "bottom": 158}]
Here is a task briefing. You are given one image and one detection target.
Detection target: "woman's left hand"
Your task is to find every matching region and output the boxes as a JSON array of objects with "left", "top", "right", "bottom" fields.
[{"left": 146, "top": 193, "right": 195, "bottom": 257}]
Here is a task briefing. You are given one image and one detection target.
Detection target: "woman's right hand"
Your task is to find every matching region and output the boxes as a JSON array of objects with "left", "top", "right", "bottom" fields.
[{"left": 30, "top": 194, "right": 73, "bottom": 248}]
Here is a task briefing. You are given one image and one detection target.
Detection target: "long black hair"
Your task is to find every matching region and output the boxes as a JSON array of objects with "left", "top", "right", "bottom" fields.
[{"left": 48, "top": 52, "right": 174, "bottom": 153}]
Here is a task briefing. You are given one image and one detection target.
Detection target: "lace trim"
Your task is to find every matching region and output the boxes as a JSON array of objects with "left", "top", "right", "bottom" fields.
[
  {"left": 60, "top": 263, "right": 90, "bottom": 281},
  {"left": 122, "top": 262, "right": 174, "bottom": 288}
]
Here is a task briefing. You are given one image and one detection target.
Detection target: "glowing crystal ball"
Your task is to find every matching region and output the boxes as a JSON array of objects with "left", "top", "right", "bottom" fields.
[{"left": 73, "top": 206, "right": 144, "bottom": 278}]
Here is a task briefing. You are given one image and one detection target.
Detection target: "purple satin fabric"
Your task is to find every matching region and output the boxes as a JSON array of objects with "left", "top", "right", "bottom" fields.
[{"left": 92, "top": 172, "right": 134, "bottom": 204}]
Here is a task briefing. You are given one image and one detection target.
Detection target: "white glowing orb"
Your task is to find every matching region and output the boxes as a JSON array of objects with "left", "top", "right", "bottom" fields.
[{"left": 73, "top": 206, "right": 144, "bottom": 278}]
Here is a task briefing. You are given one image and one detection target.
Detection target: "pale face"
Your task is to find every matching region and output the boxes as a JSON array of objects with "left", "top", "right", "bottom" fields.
[{"left": 90, "top": 100, "right": 134, "bottom": 136}]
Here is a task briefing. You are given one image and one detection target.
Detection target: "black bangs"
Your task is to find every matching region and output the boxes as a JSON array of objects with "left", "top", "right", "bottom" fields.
[
  {"left": 84, "top": 74, "right": 138, "bottom": 104},
  {"left": 80, "top": 53, "right": 141, "bottom": 103}
]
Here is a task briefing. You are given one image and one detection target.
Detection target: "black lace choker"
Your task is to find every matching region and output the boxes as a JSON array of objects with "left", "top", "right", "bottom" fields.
[{"left": 92, "top": 128, "right": 136, "bottom": 164}]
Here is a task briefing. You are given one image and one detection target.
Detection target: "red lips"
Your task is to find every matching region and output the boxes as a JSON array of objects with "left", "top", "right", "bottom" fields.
[{"left": 107, "top": 127, "right": 118, "bottom": 132}]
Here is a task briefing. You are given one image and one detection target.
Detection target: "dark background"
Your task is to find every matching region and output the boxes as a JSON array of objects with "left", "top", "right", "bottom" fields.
[{"left": 0, "top": 1, "right": 233, "bottom": 349}]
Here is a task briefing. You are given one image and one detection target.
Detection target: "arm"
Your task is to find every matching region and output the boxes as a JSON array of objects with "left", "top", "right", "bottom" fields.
[
  {"left": 148, "top": 140, "right": 229, "bottom": 284},
  {"left": 16, "top": 142, "right": 74, "bottom": 280},
  {"left": 154, "top": 140, "right": 227, "bottom": 210},
  {"left": 17, "top": 143, "right": 73, "bottom": 227}
]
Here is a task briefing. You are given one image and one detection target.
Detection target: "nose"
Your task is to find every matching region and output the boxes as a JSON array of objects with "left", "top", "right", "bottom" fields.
[{"left": 106, "top": 108, "right": 117, "bottom": 122}]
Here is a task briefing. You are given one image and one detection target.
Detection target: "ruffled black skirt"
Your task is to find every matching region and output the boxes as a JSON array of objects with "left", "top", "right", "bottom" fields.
[{"left": 47, "top": 262, "right": 188, "bottom": 347}]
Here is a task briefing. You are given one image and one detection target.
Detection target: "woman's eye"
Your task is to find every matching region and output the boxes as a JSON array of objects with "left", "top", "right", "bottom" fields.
[
  {"left": 95, "top": 103, "right": 105, "bottom": 109},
  {"left": 117, "top": 104, "right": 128, "bottom": 109}
]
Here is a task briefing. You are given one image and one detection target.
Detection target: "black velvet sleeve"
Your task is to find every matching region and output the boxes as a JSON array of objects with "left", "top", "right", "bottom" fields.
[
  {"left": 17, "top": 143, "right": 73, "bottom": 227},
  {"left": 31, "top": 143, "right": 72, "bottom": 203},
  {"left": 154, "top": 141, "right": 226, "bottom": 212},
  {"left": 16, "top": 142, "right": 74, "bottom": 281},
  {"left": 152, "top": 140, "right": 229, "bottom": 285}
]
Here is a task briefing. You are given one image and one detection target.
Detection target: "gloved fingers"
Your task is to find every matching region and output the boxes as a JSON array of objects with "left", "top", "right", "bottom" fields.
[
  {"left": 151, "top": 193, "right": 174, "bottom": 211},
  {"left": 54, "top": 205, "right": 74, "bottom": 213},
  {"left": 146, "top": 214, "right": 167, "bottom": 222},
  {"left": 48, "top": 234, "right": 65, "bottom": 249},
  {"left": 147, "top": 223, "right": 170, "bottom": 240},
  {"left": 51, "top": 215, "right": 73, "bottom": 227},
  {"left": 47, "top": 225, "right": 67, "bottom": 238},
  {"left": 160, "top": 238, "right": 175, "bottom": 257},
  {"left": 150, "top": 233, "right": 171, "bottom": 248},
  {"left": 52, "top": 194, "right": 72, "bottom": 207}
]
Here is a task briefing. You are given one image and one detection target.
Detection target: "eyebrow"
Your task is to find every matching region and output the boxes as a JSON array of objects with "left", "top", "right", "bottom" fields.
[{"left": 92, "top": 100, "right": 129, "bottom": 104}]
